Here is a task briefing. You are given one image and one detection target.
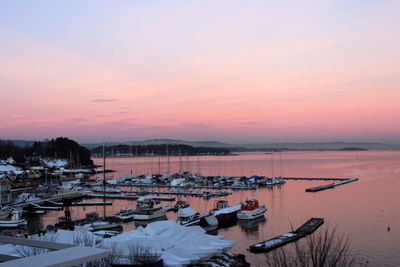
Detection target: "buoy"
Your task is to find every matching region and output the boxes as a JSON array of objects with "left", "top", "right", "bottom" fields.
[{"left": 387, "top": 226, "right": 391, "bottom": 231}]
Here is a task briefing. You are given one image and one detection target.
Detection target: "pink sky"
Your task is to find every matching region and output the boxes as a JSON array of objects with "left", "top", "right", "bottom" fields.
[{"left": 0, "top": 1, "right": 399, "bottom": 144}]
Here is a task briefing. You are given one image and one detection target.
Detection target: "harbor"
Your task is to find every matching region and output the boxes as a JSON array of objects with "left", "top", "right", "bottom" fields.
[{"left": 0, "top": 151, "right": 395, "bottom": 266}]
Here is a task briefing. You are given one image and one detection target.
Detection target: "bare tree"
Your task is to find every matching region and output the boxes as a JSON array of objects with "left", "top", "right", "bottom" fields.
[{"left": 265, "top": 226, "right": 362, "bottom": 267}]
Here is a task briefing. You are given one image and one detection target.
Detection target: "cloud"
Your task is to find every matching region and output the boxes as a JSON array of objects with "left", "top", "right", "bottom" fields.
[
  {"left": 11, "top": 114, "right": 25, "bottom": 119},
  {"left": 90, "top": 98, "right": 119, "bottom": 103}
]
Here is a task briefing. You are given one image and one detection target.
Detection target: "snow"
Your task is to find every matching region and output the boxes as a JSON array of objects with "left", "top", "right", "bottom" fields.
[
  {"left": 43, "top": 159, "right": 68, "bottom": 168},
  {"left": 0, "top": 220, "right": 235, "bottom": 266},
  {"left": 0, "top": 165, "right": 20, "bottom": 173},
  {"left": 212, "top": 204, "right": 241, "bottom": 216},
  {"left": 177, "top": 207, "right": 197, "bottom": 217},
  {"left": 171, "top": 178, "right": 185, "bottom": 186}
]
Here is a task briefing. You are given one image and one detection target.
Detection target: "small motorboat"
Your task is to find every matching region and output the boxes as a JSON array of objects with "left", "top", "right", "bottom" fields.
[
  {"left": 115, "top": 208, "right": 136, "bottom": 221},
  {"left": 176, "top": 207, "right": 202, "bottom": 226},
  {"left": 173, "top": 200, "right": 190, "bottom": 211},
  {"left": 237, "top": 199, "right": 267, "bottom": 220},
  {"left": 91, "top": 221, "right": 122, "bottom": 231},
  {"left": 0, "top": 210, "right": 27, "bottom": 228},
  {"left": 210, "top": 200, "right": 241, "bottom": 226}
]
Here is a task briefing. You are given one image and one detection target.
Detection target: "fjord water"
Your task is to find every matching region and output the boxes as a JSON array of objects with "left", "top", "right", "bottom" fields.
[{"left": 42, "top": 151, "right": 400, "bottom": 266}]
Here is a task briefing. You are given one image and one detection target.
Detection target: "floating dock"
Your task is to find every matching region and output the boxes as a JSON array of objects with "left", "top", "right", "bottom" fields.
[
  {"left": 86, "top": 194, "right": 175, "bottom": 201},
  {"left": 120, "top": 189, "right": 230, "bottom": 198},
  {"left": 249, "top": 218, "right": 324, "bottom": 253},
  {"left": 305, "top": 178, "right": 358, "bottom": 192}
]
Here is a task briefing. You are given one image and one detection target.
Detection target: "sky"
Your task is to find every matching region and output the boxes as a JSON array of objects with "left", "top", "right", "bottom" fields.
[{"left": 0, "top": 0, "right": 399, "bottom": 144}]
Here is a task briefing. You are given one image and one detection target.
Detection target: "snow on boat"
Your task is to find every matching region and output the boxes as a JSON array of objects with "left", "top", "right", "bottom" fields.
[
  {"left": 237, "top": 199, "right": 267, "bottom": 220},
  {"left": 115, "top": 208, "right": 136, "bottom": 221},
  {"left": 176, "top": 207, "right": 202, "bottom": 226},
  {"left": 11, "top": 220, "right": 236, "bottom": 266},
  {"left": 210, "top": 200, "right": 241, "bottom": 226}
]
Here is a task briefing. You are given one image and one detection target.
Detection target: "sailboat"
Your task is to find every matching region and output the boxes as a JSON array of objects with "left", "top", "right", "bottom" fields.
[{"left": 90, "top": 145, "right": 122, "bottom": 231}]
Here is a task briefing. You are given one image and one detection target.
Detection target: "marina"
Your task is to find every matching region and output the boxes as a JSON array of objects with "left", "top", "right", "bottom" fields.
[{"left": 0, "top": 151, "right": 397, "bottom": 266}]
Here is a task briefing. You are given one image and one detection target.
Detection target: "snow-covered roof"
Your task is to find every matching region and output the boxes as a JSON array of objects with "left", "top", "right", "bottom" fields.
[{"left": 0, "top": 165, "right": 20, "bottom": 173}]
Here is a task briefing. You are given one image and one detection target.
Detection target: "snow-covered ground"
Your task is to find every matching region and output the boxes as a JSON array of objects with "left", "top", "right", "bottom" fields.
[{"left": 0, "top": 220, "right": 236, "bottom": 267}]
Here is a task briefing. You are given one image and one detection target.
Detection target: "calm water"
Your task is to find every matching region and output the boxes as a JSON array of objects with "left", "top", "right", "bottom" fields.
[{"left": 40, "top": 151, "right": 400, "bottom": 266}]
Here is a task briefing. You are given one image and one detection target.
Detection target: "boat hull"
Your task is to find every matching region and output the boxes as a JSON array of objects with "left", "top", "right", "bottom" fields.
[
  {"left": 132, "top": 209, "right": 166, "bottom": 221},
  {"left": 237, "top": 205, "right": 267, "bottom": 220}
]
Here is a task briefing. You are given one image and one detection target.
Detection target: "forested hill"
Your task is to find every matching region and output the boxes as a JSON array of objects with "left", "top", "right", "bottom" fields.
[
  {"left": 91, "top": 144, "right": 231, "bottom": 156},
  {"left": 0, "top": 137, "right": 93, "bottom": 166},
  {"left": 30, "top": 137, "right": 93, "bottom": 166}
]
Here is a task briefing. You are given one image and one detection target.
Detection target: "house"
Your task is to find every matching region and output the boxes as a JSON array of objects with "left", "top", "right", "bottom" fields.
[{"left": 0, "top": 174, "right": 13, "bottom": 204}]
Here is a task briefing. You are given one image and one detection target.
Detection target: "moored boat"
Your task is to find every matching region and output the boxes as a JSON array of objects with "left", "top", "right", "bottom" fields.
[
  {"left": 237, "top": 199, "right": 267, "bottom": 220},
  {"left": 115, "top": 208, "right": 136, "bottom": 221},
  {"left": 210, "top": 200, "right": 241, "bottom": 226},
  {"left": 176, "top": 207, "right": 202, "bottom": 226},
  {"left": 173, "top": 200, "right": 190, "bottom": 211},
  {"left": 130, "top": 197, "right": 166, "bottom": 221},
  {"left": 0, "top": 210, "right": 27, "bottom": 228},
  {"left": 91, "top": 221, "right": 122, "bottom": 231}
]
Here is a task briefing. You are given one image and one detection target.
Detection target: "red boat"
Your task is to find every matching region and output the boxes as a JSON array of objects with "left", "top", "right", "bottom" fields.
[{"left": 210, "top": 200, "right": 241, "bottom": 226}]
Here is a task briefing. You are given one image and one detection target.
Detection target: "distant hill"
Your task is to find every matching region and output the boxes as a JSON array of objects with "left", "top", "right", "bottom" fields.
[
  {"left": 240, "top": 142, "right": 400, "bottom": 151},
  {"left": 90, "top": 143, "right": 231, "bottom": 156},
  {"left": 4, "top": 139, "right": 35, "bottom": 147},
  {"left": 83, "top": 139, "right": 234, "bottom": 149}
]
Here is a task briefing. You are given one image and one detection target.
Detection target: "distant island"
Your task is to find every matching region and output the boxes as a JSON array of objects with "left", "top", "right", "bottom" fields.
[
  {"left": 91, "top": 144, "right": 231, "bottom": 157},
  {"left": 338, "top": 147, "right": 368, "bottom": 151}
]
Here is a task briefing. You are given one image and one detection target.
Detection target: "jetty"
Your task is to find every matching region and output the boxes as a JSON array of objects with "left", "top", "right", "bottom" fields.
[
  {"left": 305, "top": 178, "right": 358, "bottom": 192},
  {"left": 119, "top": 189, "right": 230, "bottom": 198},
  {"left": 86, "top": 193, "right": 176, "bottom": 201},
  {"left": 249, "top": 218, "right": 324, "bottom": 253}
]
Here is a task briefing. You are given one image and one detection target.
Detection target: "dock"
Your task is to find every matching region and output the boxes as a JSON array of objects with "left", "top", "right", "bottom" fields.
[
  {"left": 86, "top": 194, "right": 176, "bottom": 201},
  {"left": 119, "top": 189, "right": 230, "bottom": 198},
  {"left": 305, "top": 178, "right": 358, "bottom": 192},
  {"left": 249, "top": 218, "right": 324, "bottom": 253}
]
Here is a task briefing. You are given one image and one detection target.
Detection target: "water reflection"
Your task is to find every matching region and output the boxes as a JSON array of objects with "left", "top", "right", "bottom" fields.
[
  {"left": 32, "top": 151, "right": 400, "bottom": 266},
  {"left": 238, "top": 216, "right": 266, "bottom": 236}
]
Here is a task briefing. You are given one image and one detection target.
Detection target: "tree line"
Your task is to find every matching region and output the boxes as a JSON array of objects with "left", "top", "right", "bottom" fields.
[
  {"left": 0, "top": 137, "right": 93, "bottom": 166},
  {"left": 91, "top": 144, "right": 231, "bottom": 156}
]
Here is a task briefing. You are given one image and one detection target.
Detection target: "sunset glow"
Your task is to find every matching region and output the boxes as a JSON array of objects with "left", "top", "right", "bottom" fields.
[{"left": 1, "top": 1, "right": 399, "bottom": 143}]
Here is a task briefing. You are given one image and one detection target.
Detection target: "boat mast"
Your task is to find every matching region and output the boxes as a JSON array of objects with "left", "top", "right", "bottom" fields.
[
  {"left": 103, "top": 144, "right": 106, "bottom": 220},
  {"left": 271, "top": 152, "right": 274, "bottom": 179},
  {"left": 166, "top": 144, "right": 171, "bottom": 173}
]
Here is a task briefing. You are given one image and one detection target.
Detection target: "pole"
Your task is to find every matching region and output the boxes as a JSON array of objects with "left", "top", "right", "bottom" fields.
[{"left": 103, "top": 144, "right": 106, "bottom": 220}]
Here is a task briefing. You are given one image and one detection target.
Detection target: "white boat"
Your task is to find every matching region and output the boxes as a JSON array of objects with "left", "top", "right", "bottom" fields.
[
  {"left": 115, "top": 208, "right": 136, "bottom": 221},
  {"left": 130, "top": 197, "right": 166, "bottom": 221},
  {"left": 0, "top": 210, "right": 27, "bottom": 228},
  {"left": 91, "top": 221, "right": 122, "bottom": 231},
  {"left": 237, "top": 199, "right": 267, "bottom": 220},
  {"left": 90, "top": 186, "right": 121, "bottom": 194},
  {"left": 176, "top": 207, "right": 202, "bottom": 226}
]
